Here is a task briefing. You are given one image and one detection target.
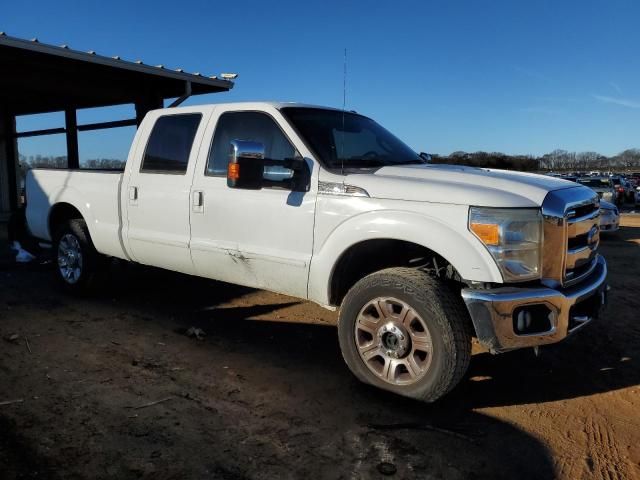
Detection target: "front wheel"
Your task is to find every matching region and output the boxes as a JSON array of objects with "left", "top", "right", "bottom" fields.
[
  {"left": 53, "top": 219, "right": 104, "bottom": 293},
  {"left": 338, "top": 268, "right": 471, "bottom": 402}
]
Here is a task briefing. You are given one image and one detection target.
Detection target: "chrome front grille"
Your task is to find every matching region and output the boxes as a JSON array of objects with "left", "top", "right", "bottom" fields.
[
  {"left": 565, "top": 202, "right": 599, "bottom": 285},
  {"left": 542, "top": 187, "right": 600, "bottom": 288}
]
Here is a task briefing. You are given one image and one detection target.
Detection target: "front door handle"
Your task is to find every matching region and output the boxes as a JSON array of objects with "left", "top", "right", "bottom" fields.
[{"left": 192, "top": 190, "right": 204, "bottom": 213}]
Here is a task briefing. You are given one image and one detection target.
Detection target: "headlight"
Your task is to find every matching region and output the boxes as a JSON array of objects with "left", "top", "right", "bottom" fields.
[{"left": 469, "top": 207, "right": 543, "bottom": 282}]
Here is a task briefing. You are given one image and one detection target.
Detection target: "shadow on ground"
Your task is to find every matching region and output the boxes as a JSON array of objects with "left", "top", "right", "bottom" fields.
[
  {"left": 1, "top": 223, "right": 639, "bottom": 478},
  {"left": 0, "top": 260, "right": 556, "bottom": 479}
]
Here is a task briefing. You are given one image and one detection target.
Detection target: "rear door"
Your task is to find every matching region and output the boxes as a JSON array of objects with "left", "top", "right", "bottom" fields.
[{"left": 124, "top": 109, "right": 209, "bottom": 274}]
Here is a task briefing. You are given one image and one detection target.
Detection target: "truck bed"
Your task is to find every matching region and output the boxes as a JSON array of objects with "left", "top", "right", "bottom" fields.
[{"left": 25, "top": 169, "right": 128, "bottom": 260}]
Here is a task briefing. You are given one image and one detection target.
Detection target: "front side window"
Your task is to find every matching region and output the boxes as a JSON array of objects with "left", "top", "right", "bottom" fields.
[
  {"left": 141, "top": 114, "right": 202, "bottom": 174},
  {"left": 206, "top": 112, "right": 298, "bottom": 176}
]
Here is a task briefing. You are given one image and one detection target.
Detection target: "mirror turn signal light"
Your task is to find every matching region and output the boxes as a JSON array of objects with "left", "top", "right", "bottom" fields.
[
  {"left": 228, "top": 162, "right": 240, "bottom": 181},
  {"left": 470, "top": 222, "right": 500, "bottom": 246}
]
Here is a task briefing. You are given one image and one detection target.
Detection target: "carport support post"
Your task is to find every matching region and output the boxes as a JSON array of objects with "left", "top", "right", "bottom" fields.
[
  {"left": 135, "top": 97, "right": 164, "bottom": 126},
  {"left": 0, "top": 107, "right": 19, "bottom": 213},
  {"left": 65, "top": 109, "right": 79, "bottom": 169}
]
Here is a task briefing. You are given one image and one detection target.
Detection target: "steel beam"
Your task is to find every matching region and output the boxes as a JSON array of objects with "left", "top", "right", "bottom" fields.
[
  {"left": 15, "top": 127, "right": 67, "bottom": 139},
  {"left": 65, "top": 109, "right": 79, "bottom": 169},
  {"left": 77, "top": 118, "right": 137, "bottom": 132},
  {"left": 0, "top": 107, "right": 19, "bottom": 211},
  {"left": 168, "top": 81, "right": 192, "bottom": 108},
  {"left": 135, "top": 97, "right": 163, "bottom": 126}
]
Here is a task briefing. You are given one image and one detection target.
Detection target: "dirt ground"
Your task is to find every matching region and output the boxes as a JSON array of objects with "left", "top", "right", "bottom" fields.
[{"left": 0, "top": 218, "right": 639, "bottom": 480}]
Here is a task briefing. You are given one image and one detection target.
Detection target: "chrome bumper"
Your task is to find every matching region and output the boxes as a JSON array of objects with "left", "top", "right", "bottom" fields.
[
  {"left": 600, "top": 215, "right": 619, "bottom": 233},
  {"left": 461, "top": 256, "right": 607, "bottom": 353}
]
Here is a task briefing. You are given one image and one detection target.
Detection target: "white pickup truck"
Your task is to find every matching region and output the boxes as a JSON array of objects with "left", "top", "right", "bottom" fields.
[{"left": 25, "top": 102, "right": 608, "bottom": 402}]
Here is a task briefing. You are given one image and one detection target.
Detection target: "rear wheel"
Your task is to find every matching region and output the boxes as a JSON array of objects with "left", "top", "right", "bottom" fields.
[
  {"left": 53, "top": 219, "right": 104, "bottom": 293},
  {"left": 338, "top": 267, "right": 471, "bottom": 402}
]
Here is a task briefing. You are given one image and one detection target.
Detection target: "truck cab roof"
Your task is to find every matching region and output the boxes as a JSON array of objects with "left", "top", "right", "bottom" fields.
[{"left": 151, "top": 101, "right": 347, "bottom": 115}]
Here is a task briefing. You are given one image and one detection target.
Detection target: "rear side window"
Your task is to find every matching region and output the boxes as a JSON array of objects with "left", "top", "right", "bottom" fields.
[{"left": 141, "top": 114, "right": 202, "bottom": 174}]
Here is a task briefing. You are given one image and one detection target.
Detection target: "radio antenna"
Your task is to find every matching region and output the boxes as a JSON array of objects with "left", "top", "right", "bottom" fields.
[{"left": 341, "top": 48, "right": 347, "bottom": 178}]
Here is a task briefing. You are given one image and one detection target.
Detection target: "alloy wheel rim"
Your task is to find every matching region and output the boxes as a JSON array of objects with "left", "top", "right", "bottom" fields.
[
  {"left": 57, "top": 234, "right": 83, "bottom": 284},
  {"left": 354, "top": 296, "right": 433, "bottom": 386}
]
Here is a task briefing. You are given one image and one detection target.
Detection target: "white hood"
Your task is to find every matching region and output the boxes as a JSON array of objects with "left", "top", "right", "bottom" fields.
[{"left": 341, "top": 164, "right": 584, "bottom": 207}]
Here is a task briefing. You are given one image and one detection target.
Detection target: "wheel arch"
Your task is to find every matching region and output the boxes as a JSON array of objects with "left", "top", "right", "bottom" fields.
[
  {"left": 308, "top": 210, "right": 502, "bottom": 307},
  {"left": 48, "top": 202, "right": 86, "bottom": 239},
  {"left": 328, "top": 239, "right": 460, "bottom": 307}
]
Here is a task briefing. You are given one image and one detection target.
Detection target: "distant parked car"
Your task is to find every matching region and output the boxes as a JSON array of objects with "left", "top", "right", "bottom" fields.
[
  {"left": 625, "top": 179, "right": 636, "bottom": 203},
  {"left": 610, "top": 176, "right": 635, "bottom": 204},
  {"left": 578, "top": 177, "right": 617, "bottom": 204},
  {"left": 622, "top": 177, "right": 635, "bottom": 202},
  {"left": 561, "top": 175, "right": 578, "bottom": 183},
  {"left": 599, "top": 200, "right": 619, "bottom": 234}
]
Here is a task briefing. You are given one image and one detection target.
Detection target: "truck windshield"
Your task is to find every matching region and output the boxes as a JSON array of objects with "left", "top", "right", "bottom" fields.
[{"left": 281, "top": 107, "right": 423, "bottom": 169}]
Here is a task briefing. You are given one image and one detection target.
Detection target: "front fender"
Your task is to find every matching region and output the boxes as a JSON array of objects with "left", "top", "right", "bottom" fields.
[{"left": 307, "top": 207, "right": 503, "bottom": 306}]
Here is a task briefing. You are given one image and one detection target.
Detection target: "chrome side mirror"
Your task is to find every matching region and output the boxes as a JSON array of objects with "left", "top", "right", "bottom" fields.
[{"left": 227, "top": 140, "right": 265, "bottom": 190}]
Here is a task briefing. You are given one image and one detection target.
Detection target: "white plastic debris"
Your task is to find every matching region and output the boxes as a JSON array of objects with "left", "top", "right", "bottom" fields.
[{"left": 11, "top": 241, "right": 36, "bottom": 263}]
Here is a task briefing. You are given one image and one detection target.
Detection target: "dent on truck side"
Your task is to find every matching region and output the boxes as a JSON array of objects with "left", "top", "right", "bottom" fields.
[{"left": 307, "top": 199, "right": 504, "bottom": 307}]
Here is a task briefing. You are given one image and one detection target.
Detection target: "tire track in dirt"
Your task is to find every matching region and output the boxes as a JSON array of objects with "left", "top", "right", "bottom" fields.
[
  {"left": 554, "top": 453, "right": 586, "bottom": 480},
  {"left": 514, "top": 407, "right": 637, "bottom": 480},
  {"left": 529, "top": 409, "right": 588, "bottom": 479},
  {"left": 585, "top": 414, "right": 633, "bottom": 480},
  {"left": 493, "top": 407, "right": 586, "bottom": 479}
]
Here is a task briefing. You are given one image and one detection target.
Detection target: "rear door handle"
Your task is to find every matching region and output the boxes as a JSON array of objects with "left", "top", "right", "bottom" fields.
[
  {"left": 192, "top": 190, "right": 204, "bottom": 213},
  {"left": 129, "top": 186, "right": 138, "bottom": 205}
]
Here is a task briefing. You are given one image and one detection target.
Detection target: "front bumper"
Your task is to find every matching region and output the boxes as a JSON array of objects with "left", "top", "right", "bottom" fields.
[
  {"left": 461, "top": 256, "right": 607, "bottom": 353},
  {"left": 600, "top": 212, "right": 619, "bottom": 232},
  {"left": 600, "top": 219, "right": 619, "bottom": 232}
]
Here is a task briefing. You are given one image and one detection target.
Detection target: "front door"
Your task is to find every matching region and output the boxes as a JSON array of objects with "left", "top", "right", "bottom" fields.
[{"left": 189, "top": 107, "right": 316, "bottom": 298}]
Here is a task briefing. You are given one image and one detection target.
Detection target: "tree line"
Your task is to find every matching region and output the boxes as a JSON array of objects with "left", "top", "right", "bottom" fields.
[
  {"left": 19, "top": 154, "right": 125, "bottom": 177},
  {"left": 431, "top": 148, "right": 640, "bottom": 172}
]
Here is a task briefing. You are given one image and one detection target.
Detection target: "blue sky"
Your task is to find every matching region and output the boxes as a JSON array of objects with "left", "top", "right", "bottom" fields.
[{"left": 5, "top": 0, "right": 640, "bottom": 161}]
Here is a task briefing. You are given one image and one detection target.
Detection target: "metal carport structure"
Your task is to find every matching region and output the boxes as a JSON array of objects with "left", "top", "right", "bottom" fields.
[{"left": 0, "top": 33, "right": 234, "bottom": 218}]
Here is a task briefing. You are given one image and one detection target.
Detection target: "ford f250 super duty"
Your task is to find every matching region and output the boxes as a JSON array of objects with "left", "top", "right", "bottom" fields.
[{"left": 25, "top": 102, "right": 608, "bottom": 402}]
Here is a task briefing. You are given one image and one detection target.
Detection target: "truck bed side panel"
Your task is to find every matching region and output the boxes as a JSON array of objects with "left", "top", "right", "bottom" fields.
[{"left": 26, "top": 169, "right": 129, "bottom": 260}]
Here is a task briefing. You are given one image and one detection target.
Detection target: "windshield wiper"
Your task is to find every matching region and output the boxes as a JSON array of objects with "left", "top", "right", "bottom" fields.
[
  {"left": 393, "top": 159, "right": 426, "bottom": 165},
  {"left": 338, "top": 158, "right": 389, "bottom": 167},
  {"left": 330, "top": 157, "right": 426, "bottom": 169}
]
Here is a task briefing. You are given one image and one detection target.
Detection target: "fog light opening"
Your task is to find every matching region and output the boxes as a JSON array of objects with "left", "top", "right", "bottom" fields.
[{"left": 512, "top": 305, "right": 554, "bottom": 335}]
